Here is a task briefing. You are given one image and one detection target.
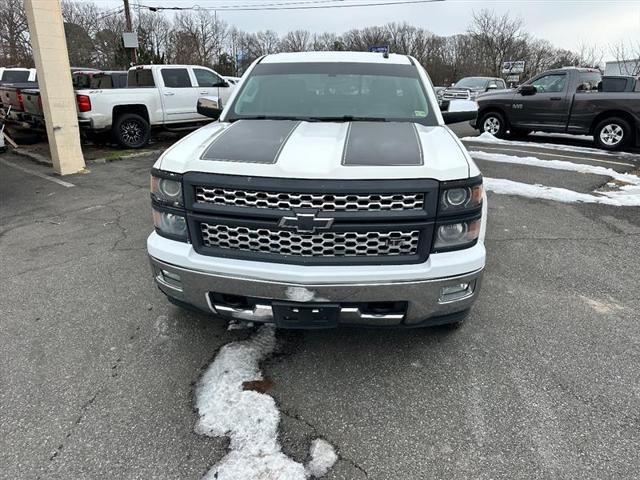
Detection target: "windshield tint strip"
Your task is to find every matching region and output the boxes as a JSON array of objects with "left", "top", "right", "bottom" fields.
[
  {"left": 342, "top": 122, "right": 423, "bottom": 166},
  {"left": 201, "top": 120, "right": 300, "bottom": 164}
]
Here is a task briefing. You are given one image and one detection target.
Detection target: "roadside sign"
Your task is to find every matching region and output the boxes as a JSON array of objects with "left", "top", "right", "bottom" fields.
[
  {"left": 122, "top": 32, "right": 139, "bottom": 49},
  {"left": 368, "top": 45, "right": 389, "bottom": 54},
  {"left": 506, "top": 74, "right": 520, "bottom": 83},
  {"left": 502, "top": 61, "right": 525, "bottom": 74}
]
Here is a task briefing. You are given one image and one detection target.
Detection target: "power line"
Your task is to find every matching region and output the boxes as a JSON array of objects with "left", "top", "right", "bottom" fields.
[{"left": 138, "top": 0, "right": 445, "bottom": 13}]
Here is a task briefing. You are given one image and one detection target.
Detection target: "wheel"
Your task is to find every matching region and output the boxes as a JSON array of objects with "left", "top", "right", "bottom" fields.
[
  {"left": 112, "top": 113, "right": 150, "bottom": 149},
  {"left": 479, "top": 111, "right": 508, "bottom": 138},
  {"left": 594, "top": 117, "right": 632, "bottom": 151}
]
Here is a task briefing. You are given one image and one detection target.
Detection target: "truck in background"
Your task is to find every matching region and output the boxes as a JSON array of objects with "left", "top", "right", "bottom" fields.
[
  {"left": 473, "top": 67, "right": 640, "bottom": 150},
  {"left": 76, "top": 64, "right": 236, "bottom": 148}
]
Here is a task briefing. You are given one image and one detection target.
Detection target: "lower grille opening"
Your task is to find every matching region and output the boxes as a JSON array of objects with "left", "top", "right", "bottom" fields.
[
  {"left": 200, "top": 223, "right": 420, "bottom": 257},
  {"left": 363, "top": 301, "right": 406, "bottom": 315}
]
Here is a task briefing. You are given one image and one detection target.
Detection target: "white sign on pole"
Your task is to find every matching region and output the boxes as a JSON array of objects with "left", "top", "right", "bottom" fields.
[
  {"left": 502, "top": 61, "right": 525, "bottom": 74},
  {"left": 122, "top": 32, "right": 139, "bottom": 49}
]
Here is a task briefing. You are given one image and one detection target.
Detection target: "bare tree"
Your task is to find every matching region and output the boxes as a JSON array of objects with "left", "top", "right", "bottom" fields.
[
  {"left": 311, "top": 32, "right": 343, "bottom": 51},
  {"left": 136, "top": 10, "right": 172, "bottom": 64},
  {"left": 609, "top": 40, "right": 640, "bottom": 76},
  {"left": 0, "top": 0, "right": 31, "bottom": 66},
  {"left": 576, "top": 40, "right": 604, "bottom": 69},
  {"left": 280, "top": 30, "right": 311, "bottom": 52},
  {"left": 467, "top": 9, "right": 529, "bottom": 77},
  {"left": 172, "top": 10, "right": 227, "bottom": 66}
]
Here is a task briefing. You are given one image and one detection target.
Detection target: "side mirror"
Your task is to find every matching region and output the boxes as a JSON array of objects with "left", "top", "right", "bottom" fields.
[
  {"left": 519, "top": 85, "right": 537, "bottom": 96},
  {"left": 214, "top": 80, "right": 230, "bottom": 88},
  {"left": 197, "top": 97, "right": 222, "bottom": 119},
  {"left": 442, "top": 99, "right": 478, "bottom": 125}
]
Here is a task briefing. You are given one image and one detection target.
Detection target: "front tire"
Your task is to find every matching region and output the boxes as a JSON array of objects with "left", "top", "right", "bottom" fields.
[
  {"left": 113, "top": 113, "right": 150, "bottom": 149},
  {"left": 479, "top": 111, "right": 508, "bottom": 138},
  {"left": 594, "top": 117, "right": 631, "bottom": 151}
]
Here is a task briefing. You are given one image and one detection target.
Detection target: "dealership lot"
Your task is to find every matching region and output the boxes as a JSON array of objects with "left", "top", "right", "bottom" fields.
[{"left": 1, "top": 130, "right": 639, "bottom": 479}]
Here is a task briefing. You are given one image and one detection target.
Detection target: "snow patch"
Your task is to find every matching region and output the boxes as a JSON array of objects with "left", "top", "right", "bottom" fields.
[
  {"left": 532, "top": 132, "right": 594, "bottom": 141},
  {"left": 470, "top": 150, "right": 640, "bottom": 185},
  {"left": 484, "top": 178, "right": 640, "bottom": 206},
  {"left": 306, "top": 439, "right": 339, "bottom": 478},
  {"left": 463, "top": 132, "right": 640, "bottom": 159},
  {"left": 195, "top": 326, "right": 337, "bottom": 480}
]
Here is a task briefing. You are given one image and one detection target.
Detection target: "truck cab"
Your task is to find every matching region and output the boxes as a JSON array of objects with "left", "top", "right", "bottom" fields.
[
  {"left": 475, "top": 67, "right": 640, "bottom": 150},
  {"left": 147, "top": 52, "right": 485, "bottom": 329}
]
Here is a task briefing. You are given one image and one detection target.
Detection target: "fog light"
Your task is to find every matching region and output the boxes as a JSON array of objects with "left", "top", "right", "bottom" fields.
[
  {"left": 439, "top": 281, "right": 474, "bottom": 302},
  {"left": 157, "top": 269, "right": 182, "bottom": 290}
]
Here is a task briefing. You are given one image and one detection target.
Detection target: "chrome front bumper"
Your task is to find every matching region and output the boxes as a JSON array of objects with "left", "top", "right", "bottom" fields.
[{"left": 150, "top": 256, "right": 484, "bottom": 327}]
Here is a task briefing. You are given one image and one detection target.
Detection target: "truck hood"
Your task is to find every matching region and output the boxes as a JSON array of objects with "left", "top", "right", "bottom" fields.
[{"left": 157, "top": 120, "right": 473, "bottom": 181}]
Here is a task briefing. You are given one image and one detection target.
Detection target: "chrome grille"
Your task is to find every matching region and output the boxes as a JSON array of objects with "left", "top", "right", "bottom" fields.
[
  {"left": 195, "top": 186, "right": 424, "bottom": 212},
  {"left": 200, "top": 223, "right": 420, "bottom": 257},
  {"left": 443, "top": 91, "right": 470, "bottom": 100}
]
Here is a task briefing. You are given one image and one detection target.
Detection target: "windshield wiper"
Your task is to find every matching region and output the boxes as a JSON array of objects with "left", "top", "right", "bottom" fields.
[{"left": 306, "top": 116, "right": 388, "bottom": 122}]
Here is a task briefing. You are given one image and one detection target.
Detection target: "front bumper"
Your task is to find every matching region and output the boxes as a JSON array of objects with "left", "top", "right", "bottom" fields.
[{"left": 148, "top": 234, "right": 485, "bottom": 328}]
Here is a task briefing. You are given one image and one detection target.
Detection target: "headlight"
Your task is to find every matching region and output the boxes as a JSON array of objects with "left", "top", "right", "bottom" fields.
[
  {"left": 433, "top": 217, "right": 481, "bottom": 251},
  {"left": 153, "top": 209, "right": 188, "bottom": 241},
  {"left": 151, "top": 172, "right": 183, "bottom": 207},
  {"left": 440, "top": 183, "right": 483, "bottom": 212}
]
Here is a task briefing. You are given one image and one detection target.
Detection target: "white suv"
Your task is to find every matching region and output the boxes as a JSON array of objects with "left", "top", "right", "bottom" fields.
[{"left": 147, "top": 51, "right": 486, "bottom": 329}]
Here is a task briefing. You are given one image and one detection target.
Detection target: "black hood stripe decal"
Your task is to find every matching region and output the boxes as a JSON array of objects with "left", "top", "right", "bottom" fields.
[
  {"left": 341, "top": 122, "right": 423, "bottom": 166},
  {"left": 201, "top": 120, "right": 300, "bottom": 164}
]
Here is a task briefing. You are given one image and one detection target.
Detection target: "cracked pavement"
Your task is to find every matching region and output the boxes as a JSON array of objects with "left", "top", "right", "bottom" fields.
[{"left": 1, "top": 129, "right": 640, "bottom": 480}]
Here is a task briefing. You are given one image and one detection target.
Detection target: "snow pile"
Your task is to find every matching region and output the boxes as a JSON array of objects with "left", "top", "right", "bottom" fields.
[
  {"left": 470, "top": 150, "right": 640, "bottom": 185},
  {"left": 463, "top": 132, "right": 640, "bottom": 159},
  {"left": 484, "top": 178, "right": 640, "bottom": 207},
  {"left": 195, "top": 326, "right": 337, "bottom": 480}
]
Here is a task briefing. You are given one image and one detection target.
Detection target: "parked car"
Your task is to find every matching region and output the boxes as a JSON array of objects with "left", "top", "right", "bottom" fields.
[
  {"left": 21, "top": 71, "right": 128, "bottom": 129},
  {"left": 147, "top": 51, "right": 485, "bottom": 329},
  {"left": 473, "top": 67, "right": 640, "bottom": 150},
  {"left": 76, "top": 64, "right": 236, "bottom": 148},
  {"left": 0, "top": 80, "right": 38, "bottom": 123},
  {"left": 440, "top": 76, "right": 507, "bottom": 110},
  {"left": 0, "top": 67, "right": 94, "bottom": 123},
  {"left": 73, "top": 70, "right": 127, "bottom": 89}
]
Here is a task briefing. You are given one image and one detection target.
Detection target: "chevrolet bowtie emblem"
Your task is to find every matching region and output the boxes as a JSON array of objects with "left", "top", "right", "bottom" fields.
[{"left": 278, "top": 212, "right": 334, "bottom": 233}]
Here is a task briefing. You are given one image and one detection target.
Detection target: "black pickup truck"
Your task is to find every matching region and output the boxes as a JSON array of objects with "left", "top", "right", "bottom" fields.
[{"left": 473, "top": 68, "right": 640, "bottom": 150}]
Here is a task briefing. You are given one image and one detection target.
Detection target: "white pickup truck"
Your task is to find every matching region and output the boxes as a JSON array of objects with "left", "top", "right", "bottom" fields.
[
  {"left": 76, "top": 64, "right": 236, "bottom": 148},
  {"left": 147, "top": 52, "right": 485, "bottom": 329}
]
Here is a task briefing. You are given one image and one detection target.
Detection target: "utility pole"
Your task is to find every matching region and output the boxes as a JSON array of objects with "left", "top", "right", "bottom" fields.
[{"left": 123, "top": 0, "right": 137, "bottom": 65}]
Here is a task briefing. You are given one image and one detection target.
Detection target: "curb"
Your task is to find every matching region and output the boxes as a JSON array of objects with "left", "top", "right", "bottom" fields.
[{"left": 11, "top": 147, "right": 164, "bottom": 167}]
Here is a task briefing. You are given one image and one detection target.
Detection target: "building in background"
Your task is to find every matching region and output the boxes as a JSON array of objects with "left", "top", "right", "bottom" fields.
[{"left": 605, "top": 59, "right": 640, "bottom": 77}]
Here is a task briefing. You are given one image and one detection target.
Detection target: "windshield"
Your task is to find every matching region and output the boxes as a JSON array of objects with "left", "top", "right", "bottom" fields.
[
  {"left": 454, "top": 77, "right": 488, "bottom": 89},
  {"left": 227, "top": 62, "right": 435, "bottom": 124}
]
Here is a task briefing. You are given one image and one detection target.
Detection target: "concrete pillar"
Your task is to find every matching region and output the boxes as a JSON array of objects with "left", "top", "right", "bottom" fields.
[{"left": 24, "top": 0, "right": 85, "bottom": 175}]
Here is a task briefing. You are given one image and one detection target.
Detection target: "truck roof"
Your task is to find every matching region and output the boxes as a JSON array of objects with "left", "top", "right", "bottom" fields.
[{"left": 261, "top": 51, "right": 412, "bottom": 65}]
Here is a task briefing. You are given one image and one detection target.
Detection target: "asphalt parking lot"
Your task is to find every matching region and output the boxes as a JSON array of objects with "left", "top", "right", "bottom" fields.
[{"left": 2, "top": 126, "right": 640, "bottom": 479}]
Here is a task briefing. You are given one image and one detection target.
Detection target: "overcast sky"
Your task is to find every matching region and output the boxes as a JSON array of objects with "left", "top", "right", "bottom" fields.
[{"left": 89, "top": 0, "right": 640, "bottom": 55}]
